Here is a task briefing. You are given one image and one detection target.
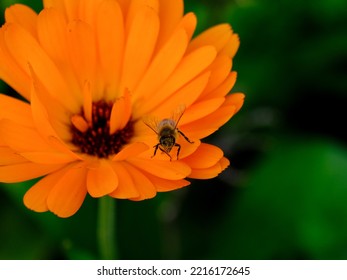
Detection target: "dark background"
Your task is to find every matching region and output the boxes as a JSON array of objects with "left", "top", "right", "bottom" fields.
[{"left": 1, "top": 0, "right": 347, "bottom": 259}]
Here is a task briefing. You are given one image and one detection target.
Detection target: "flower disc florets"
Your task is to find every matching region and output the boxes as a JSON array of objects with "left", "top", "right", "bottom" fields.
[{"left": 71, "top": 100, "right": 134, "bottom": 158}]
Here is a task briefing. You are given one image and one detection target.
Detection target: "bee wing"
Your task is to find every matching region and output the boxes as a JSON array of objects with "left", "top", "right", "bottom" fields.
[
  {"left": 142, "top": 114, "right": 159, "bottom": 134},
  {"left": 171, "top": 104, "right": 186, "bottom": 128}
]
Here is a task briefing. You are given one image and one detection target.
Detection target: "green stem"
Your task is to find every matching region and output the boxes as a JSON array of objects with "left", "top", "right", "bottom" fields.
[{"left": 97, "top": 196, "right": 117, "bottom": 259}]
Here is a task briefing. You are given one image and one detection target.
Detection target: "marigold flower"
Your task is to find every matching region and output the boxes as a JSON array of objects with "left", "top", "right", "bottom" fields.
[{"left": 0, "top": 0, "right": 244, "bottom": 217}]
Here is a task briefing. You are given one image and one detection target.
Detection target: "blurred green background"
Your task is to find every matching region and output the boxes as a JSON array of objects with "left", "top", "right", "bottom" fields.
[{"left": 1, "top": 0, "right": 347, "bottom": 259}]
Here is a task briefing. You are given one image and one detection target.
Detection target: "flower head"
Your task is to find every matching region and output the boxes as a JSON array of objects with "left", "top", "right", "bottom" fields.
[{"left": 0, "top": 0, "right": 244, "bottom": 217}]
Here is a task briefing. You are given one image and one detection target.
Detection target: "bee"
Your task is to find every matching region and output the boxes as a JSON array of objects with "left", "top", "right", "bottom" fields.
[{"left": 143, "top": 106, "right": 194, "bottom": 160}]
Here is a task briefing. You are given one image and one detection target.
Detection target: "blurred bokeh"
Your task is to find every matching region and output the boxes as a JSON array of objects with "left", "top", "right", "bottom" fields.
[{"left": 1, "top": 0, "right": 347, "bottom": 259}]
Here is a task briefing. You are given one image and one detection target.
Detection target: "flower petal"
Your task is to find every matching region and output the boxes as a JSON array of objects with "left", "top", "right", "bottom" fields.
[
  {"left": 1, "top": 98, "right": 77, "bottom": 161},
  {"left": 202, "top": 54, "right": 232, "bottom": 96},
  {"left": 67, "top": 20, "right": 97, "bottom": 99},
  {"left": 37, "top": 7, "right": 80, "bottom": 101},
  {"left": 187, "top": 24, "right": 232, "bottom": 54},
  {"left": 43, "top": 0, "right": 79, "bottom": 21},
  {"left": 181, "top": 143, "right": 224, "bottom": 169},
  {"left": 116, "top": 0, "right": 131, "bottom": 16},
  {"left": 5, "top": 4, "right": 37, "bottom": 38},
  {"left": 47, "top": 163, "right": 87, "bottom": 217},
  {"left": 189, "top": 157, "right": 230, "bottom": 179},
  {"left": 144, "top": 72, "right": 211, "bottom": 119},
  {"left": 133, "top": 28, "right": 188, "bottom": 104},
  {"left": 120, "top": 6, "right": 160, "bottom": 92},
  {"left": 96, "top": 0, "right": 124, "bottom": 99},
  {"left": 112, "top": 142, "right": 148, "bottom": 161},
  {"left": 109, "top": 161, "right": 140, "bottom": 199},
  {"left": 0, "top": 94, "right": 33, "bottom": 127},
  {"left": 144, "top": 171, "right": 190, "bottom": 192},
  {"left": 87, "top": 160, "right": 118, "bottom": 197},
  {"left": 0, "top": 162, "right": 64, "bottom": 183},
  {"left": 219, "top": 156, "right": 230, "bottom": 171},
  {"left": 176, "top": 12, "right": 197, "bottom": 42},
  {"left": 180, "top": 98, "right": 225, "bottom": 125},
  {"left": 31, "top": 79, "right": 63, "bottom": 140},
  {"left": 4, "top": 22, "right": 77, "bottom": 112},
  {"left": 29, "top": 61, "right": 74, "bottom": 143},
  {"left": 126, "top": 0, "right": 159, "bottom": 27},
  {"left": 0, "top": 119, "right": 54, "bottom": 152},
  {"left": 156, "top": 0, "right": 183, "bottom": 49},
  {"left": 19, "top": 151, "right": 77, "bottom": 164},
  {"left": 76, "top": 0, "right": 104, "bottom": 26},
  {"left": 128, "top": 158, "right": 191, "bottom": 180},
  {"left": 202, "top": 71, "right": 237, "bottom": 100},
  {"left": 124, "top": 162, "right": 157, "bottom": 201},
  {"left": 23, "top": 167, "right": 68, "bottom": 212},
  {"left": 0, "top": 25, "right": 31, "bottom": 100},
  {"left": 42, "top": 0, "right": 66, "bottom": 10},
  {"left": 225, "top": 92, "right": 245, "bottom": 114},
  {"left": 221, "top": 33, "right": 240, "bottom": 58},
  {"left": 62, "top": 0, "right": 80, "bottom": 21},
  {"left": 110, "top": 88, "right": 132, "bottom": 133},
  {"left": 0, "top": 147, "right": 27, "bottom": 165},
  {"left": 140, "top": 46, "right": 216, "bottom": 112},
  {"left": 180, "top": 93, "right": 244, "bottom": 139},
  {"left": 82, "top": 81, "right": 93, "bottom": 123}
]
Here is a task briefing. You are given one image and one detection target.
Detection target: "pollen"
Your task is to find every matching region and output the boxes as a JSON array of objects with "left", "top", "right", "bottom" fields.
[{"left": 70, "top": 100, "right": 134, "bottom": 158}]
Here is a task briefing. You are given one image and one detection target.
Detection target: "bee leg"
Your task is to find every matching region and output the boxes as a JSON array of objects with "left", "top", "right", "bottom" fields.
[
  {"left": 175, "top": 143, "right": 181, "bottom": 160},
  {"left": 178, "top": 129, "right": 194, "bottom": 144},
  {"left": 152, "top": 143, "right": 160, "bottom": 158},
  {"left": 159, "top": 146, "right": 172, "bottom": 161}
]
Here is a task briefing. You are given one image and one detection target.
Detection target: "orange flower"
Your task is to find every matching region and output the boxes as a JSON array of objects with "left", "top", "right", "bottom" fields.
[{"left": 0, "top": 0, "right": 244, "bottom": 217}]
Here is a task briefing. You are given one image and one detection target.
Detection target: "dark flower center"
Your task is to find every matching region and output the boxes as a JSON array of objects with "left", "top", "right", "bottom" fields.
[{"left": 71, "top": 100, "right": 133, "bottom": 158}]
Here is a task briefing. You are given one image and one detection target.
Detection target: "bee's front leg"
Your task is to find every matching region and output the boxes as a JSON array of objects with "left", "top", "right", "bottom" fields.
[
  {"left": 175, "top": 143, "right": 181, "bottom": 160},
  {"left": 159, "top": 146, "right": 172, "bottom": 161},
  {"left": 152, "top": 143, "right": 160, "bottom": 158},
  {"left": 177, "top": 129, "right": 194, "bottom": 144}
]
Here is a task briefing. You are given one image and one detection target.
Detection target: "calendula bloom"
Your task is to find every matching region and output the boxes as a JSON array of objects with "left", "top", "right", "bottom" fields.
[{"left": 0, "top": 0, "right": 244, "bottom": 217}]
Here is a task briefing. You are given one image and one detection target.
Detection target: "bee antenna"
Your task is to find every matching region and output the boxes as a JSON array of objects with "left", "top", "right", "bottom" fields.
[
  {"left": 174, "top": 105, "right": 186, "bottom": 129},
  {"left": 143, "top": 121, "right": 158, "bottom": 134},
  {"left": 142, "top": 116, "right": 158, "bottom": 134}
]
